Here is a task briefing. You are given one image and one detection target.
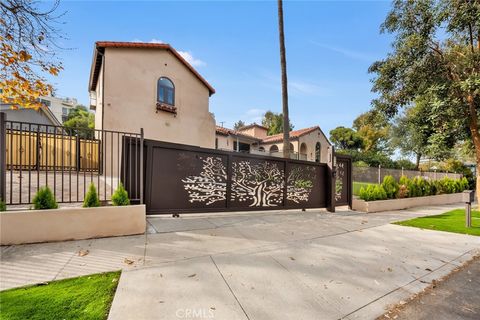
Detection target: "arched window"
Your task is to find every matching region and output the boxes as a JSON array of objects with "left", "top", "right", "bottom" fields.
[
  {"left": 269, "top": 145, "right": 279, "bottom": 153},
  {"left": 157, "top": 77, "right": 175, "bottom": 106},
  {"left": 315, "top": 142, "right": 321, "bottom": 162},
  {"left": 300, "top": 143, "right": 307, "bottom": 155},
  {"left": 258, "top": 146, "right": 265, "bottom": 152}
]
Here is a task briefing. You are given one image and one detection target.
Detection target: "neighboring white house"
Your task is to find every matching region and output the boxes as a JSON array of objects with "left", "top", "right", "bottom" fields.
[
  {"left": 37, "top": 94, "right": 78, "bottom": 124},
  {"left": 0, "top": 90, "right": 77, "bottom": 125}
]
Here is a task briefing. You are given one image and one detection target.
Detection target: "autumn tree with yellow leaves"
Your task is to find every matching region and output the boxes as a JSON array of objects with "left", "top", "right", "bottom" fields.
[{"left": 0, "top": 0, "right": 63, "bottom": 110}]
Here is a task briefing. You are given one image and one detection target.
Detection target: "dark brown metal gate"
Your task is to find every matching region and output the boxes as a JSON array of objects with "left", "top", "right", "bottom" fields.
[
  {"left": 140, "top": 140, "right": 329, "bottom": 214},
  {"left": 334, "top": 154, "right": 352, "bottom": 207}
]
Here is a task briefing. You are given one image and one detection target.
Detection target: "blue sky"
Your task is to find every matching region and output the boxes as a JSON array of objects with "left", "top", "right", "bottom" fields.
[{"left": 50, "top": 0, "right": 393, "bottom": 136}]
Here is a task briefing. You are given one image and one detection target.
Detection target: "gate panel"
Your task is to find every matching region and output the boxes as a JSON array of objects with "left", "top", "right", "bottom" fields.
[
  {"left": 335, "top": 155, "right": 352, "bottom": 207},
  {"left": 230, "top": 156, "right": 284, "bottom": 209},
  {"left": 143, "top": 140, "right": 329, "bottom": 214},
  {"left": 146, "top": 146, "right": 228, "bottom": 213},
  {"left": 287, "top": 162, "right": 326, "bottom": 208}
]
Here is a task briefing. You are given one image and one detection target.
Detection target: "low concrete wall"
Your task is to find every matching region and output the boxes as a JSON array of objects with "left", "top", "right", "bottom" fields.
[
  {"left": 352, "top": 193, "right": 463, "bottom": 213},
  {"left": 0, "top": 205, "right": 146, "bottom": 245}
]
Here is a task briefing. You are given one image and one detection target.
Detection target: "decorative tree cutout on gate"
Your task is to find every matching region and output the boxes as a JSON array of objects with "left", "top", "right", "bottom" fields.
[
  {"left": 231, "top": 160, "right": 284, "bottom": 207},
  {"left": 287, "top": 166, "right": 316, "bottom": 203},
  {"left": 182, "top": 157, "right": 227, "bottom": 205},
  {"left": 335, "top": 161, "right": 345, "bottom": 201}
]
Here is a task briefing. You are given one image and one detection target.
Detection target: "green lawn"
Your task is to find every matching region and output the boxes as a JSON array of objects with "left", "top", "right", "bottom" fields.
[
  {"left": 0, "top": 271, "right": 120, "bottom": 320},
  {"left": 394, "top": 209, "right": 480, "bottom": 236},
  {"left": 353, "top": 181, "right": 378, "bottom": 196}
]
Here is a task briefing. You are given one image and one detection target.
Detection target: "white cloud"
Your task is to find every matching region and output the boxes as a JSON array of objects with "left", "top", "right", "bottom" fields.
[
  {"left": 131, "top": 39, "right": 206, "bottom": 67},
  {"left": 243, "top": 108, "right": 266, "bottom": 124},
  {"left": 131, "top": 38, "right": 163, "bottom": 43},
  {"left": 310, "top": 40, "right": 377, "bottom": 62},
  {"left": 177, "top": 51, "right": 206, "bottom": 67},
  {"left": 289, "top": 81, "right": 327, "bottom": 95}
]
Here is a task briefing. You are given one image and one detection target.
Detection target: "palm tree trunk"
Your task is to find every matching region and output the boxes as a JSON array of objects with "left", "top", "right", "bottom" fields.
[{"left": 277, "top": 0, "right": 290, "bottom": 159}]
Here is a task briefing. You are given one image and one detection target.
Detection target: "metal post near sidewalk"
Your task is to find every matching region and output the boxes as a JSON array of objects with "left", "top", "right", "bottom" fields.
[
  {"left": 0, "top": 113, "right": 6, "bottom": 203},
  {"left": 139, "top": 128, "right": 144, "bottom": 204},
  {"left": 463, "top": 190, "right": 474, "bottom": 228}
]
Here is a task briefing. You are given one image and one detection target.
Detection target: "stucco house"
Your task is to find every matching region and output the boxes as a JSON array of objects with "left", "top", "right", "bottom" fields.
[
  {"left": 89, "top": 41, "right": 216, "bottom": 148},
  {"left": 215, "top": 123, "right": 331, "bottom": 163},
  {"left": 88, "top": 41, "right": 331, "bottom": 163}
]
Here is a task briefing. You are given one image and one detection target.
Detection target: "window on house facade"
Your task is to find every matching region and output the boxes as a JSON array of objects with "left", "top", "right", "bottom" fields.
[
  {"left": 233, "top": 141, "right": 251, "bottom": 153},
  {"left": 315, "top": 142, "right": 321, "bottom": 162},
  {"left": 40, "top": 99, "right": 51, "bottom": 107},
  {"left": 157, "top": 77, "right": 175, "bottom": 106},
  {"left": 62, "top": 107, "right": 70, "bottom": 122}
]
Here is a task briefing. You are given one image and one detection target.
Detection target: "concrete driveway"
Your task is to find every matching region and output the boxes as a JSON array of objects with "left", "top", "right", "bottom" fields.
[{"left": 1, "top": 204, "right": 479, "bottom": 319}]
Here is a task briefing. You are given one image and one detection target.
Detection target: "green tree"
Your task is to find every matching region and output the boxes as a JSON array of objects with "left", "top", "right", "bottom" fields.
[
  {"left": 329, "top": 126, "right": 364, "bottom": 150},
  {"left": 233, "top": 120, "right": 246, "bottom": 130},
  {"left": 352, "top": 110, "right": 390, "bottom": 153},
  {"left": 369, "top": 0, "right": 480, "bottom": 197},
  {"left": 0, "top": 0, "right": 63, "bottom": 109},
  {"left": 261, "top": 111, "right": 294, "bottom": 135},
  {"left": 63, "top": 105, "right": 95, "bottom": 139},
  {"left": 390, "top": 102, "right": 434, "bottom": 169}
]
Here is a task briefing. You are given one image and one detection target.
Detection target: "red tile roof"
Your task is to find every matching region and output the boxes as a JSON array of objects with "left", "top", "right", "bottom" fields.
[
  {"left": 216, "top": 125, "right": 327, "bottom": 144},
  {"left": 89, "top": 41, "right": 215, "bottom": 95},
  {"left": 260, "top": 126, "right": 320, "bottom": 143},
  {"left": 237, "top": 123, "right": 268, "bottom": 131},
  {"left": 215, "top": 126, "right": 262, "bottom": 141}
]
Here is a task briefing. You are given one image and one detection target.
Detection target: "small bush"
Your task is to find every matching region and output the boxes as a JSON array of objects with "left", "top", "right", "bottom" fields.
[
  {"left": 460, "top": 177, "right": 469, "bottom": 191},
  {"left": 359, "top": 184, "right": 387, "bottom": 201},
  {"left": 399, "top": 175, "right": 409, "bottom": 186},
  {"left": 381, "top": 175, "right": 398, "bottom": 199},
  {"left": 374, "top": 185, "right": 388, "bottom": 200},
  {"left": 0, "top": 198, "right": 6, "bottom": 211},
  {"left": 33, "top": 187, "right": 58, "bottom": 210},
  {"left": 83, "top": 183, "right": 100, "bottom": 208},
  {"left": 412, "top": 177, "right": 430, "bottom": 197},
  {"left": 112, "top": 183, "right": 130, "bottom": 206}
]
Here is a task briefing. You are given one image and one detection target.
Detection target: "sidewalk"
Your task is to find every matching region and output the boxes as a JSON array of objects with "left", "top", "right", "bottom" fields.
[
  {"left": 1, "top": 204, "right": 479, "bottom": 319},
  {"left": 381, "top": 256, "right": 480, "bottom": 320}
]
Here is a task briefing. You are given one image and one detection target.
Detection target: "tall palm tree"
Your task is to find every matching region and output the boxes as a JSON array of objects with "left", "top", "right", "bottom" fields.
[{"left": 277, "top": 0, "right": 290, "bottom": 158}]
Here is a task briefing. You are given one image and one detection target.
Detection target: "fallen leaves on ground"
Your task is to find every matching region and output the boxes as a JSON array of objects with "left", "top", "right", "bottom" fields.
[
  {"left": 78, "top": 250, "right": 89, "bottom": 257},
  {"left": 124, "top": 258, "right": 134, "bottom": 265}
]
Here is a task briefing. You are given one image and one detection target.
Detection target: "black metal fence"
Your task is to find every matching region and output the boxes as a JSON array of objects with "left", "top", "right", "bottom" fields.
[{"left": 0, "top": 113, "right": 143, "bottom": 206}]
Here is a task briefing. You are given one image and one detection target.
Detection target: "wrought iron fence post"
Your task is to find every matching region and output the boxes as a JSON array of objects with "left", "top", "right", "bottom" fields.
[
  {"left": 139, "top": 128, "right": 144, "bottom": 204},
  {"left": 0, "top": 113, "right": 6, "bottom": 203}
]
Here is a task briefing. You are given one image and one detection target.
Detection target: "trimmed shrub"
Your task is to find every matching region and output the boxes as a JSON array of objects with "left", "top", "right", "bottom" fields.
[
  {"left": 359, "top": 184, "right": 388, "bottom": 201},
  {"left": 83, "top": 183, "right": 101, "bottom": 208},
  {"left": 112, "top": 183, "right": 130, "bottom": 206},
  {"left": 460, "top": 177, "right": 469, "bottom": 191},
  {"left": 32, "top": 187, "right": 58, "bottom": 210},
  {"left": 374, "top": 185, "right": 388, "bottom": 200},
  {"left": 381, "top": 175, "right": 398, "bottom": 199},
  {"left": 412, "top": 177, "right": 430, "bottom": 196},
  {"left": 359, "top": 175, "right": 468, "bottom": 201},
  {"left": 0, "top": 198, "right": 6, "bottom": 211},
  {"left": 399, "top": 175, "right": 409, "bottom": 186}
]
